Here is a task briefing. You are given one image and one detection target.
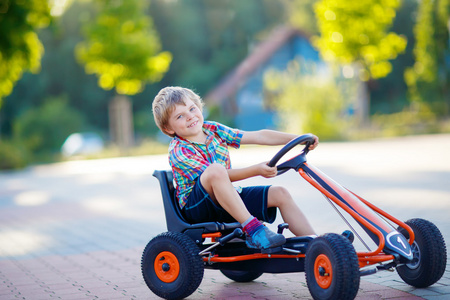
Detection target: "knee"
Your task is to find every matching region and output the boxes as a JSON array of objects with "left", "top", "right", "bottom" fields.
[
  {"left": 268, "top": 186, "right": 293, "bottom": 207},
  {"left": 203, "top": 163, "right": 228, "bottom": 181}
]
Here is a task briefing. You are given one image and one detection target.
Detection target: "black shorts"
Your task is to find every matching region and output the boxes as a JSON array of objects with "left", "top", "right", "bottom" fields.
[{"left": 182, "top": 176, "right": 277, "bottom": 224}]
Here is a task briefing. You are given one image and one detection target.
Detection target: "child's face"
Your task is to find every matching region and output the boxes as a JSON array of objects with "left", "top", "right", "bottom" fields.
[{"left": 166, "top": 97, "right": 204, "bottom": 140}]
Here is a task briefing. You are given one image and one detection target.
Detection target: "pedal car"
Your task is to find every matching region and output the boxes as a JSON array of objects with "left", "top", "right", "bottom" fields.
[{"left": 141, "top": 134, "right": 447, "bottom": 300}]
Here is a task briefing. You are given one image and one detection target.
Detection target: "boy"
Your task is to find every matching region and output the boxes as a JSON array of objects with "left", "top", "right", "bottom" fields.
[{"left": 152, "top": 86, "right": 318, "bottom": 250}]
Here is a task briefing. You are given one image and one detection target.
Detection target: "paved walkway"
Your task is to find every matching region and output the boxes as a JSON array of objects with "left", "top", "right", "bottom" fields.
[{"left": 1, "top": 134, "right": 449, "bottom": 299}]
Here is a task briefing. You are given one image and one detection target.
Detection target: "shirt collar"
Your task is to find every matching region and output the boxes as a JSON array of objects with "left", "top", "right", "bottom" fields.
[{"left": 172, "top": 123, "right": 215, "bottom": 145}]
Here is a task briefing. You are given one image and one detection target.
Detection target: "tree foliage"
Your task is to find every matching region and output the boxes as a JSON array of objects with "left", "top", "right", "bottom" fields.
[
  {"left": 0, "top": 0, "right": 51, "bottom": 107},
  {"left": 1, "top": 0, "right": 285, "bottom": 140},
  {"left": 264, "top": 60, "right": 352, "bottom": 140},
  {"left": 369, "top": 0, "right": 417, "bottom": 114},
  {"left": 0, "top": 1, "right": 111, "bottom": 138},
  {"left": 2, "top": 0, "right": 448, "bottom": 167},
  {"left": 146, "top": 0, "right": 285, "bottom": 97},
  {"left": 313, "top": 0, "right": 407, "bottom": 80},
  {"left": 76, "top": 0, "right": 172, "bottom": 95},
  {"left": 283, "top": 0, "right": 319, "bottom": 35},
  {"left": 404, "top": 0, "right": 450, "bottom": 115}
]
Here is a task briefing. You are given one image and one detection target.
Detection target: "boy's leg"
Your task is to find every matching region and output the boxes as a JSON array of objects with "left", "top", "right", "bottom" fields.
[
  {"left": 200, "top": 163, "right": 285, "bottom": 249},
  {"left": 268, "top": 186, "right": 316, "bottom": 236},
  {"left": 200, "top": 163, "right": 251, "bottom": 223}
]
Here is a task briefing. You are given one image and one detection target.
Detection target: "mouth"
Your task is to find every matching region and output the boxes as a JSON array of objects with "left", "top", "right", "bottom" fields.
[{"left": 188, "top": 121, "right": 198, "bottom": 128}]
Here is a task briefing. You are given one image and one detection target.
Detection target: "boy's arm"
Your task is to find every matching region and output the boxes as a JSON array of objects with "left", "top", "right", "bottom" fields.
[
  {"left": 241, "top": 130, "right": 319, "bottom": 149},
  {"left": 226, "top": 130, "right": 318, "bottom": 182},
  {"left": 227, "top": 162, "right": 277, "bottom": 182}
]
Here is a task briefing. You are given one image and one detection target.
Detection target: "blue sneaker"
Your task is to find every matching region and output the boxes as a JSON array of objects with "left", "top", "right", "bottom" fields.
[{"left": 246, "top": 226, "right": 286, "bottom": 249}]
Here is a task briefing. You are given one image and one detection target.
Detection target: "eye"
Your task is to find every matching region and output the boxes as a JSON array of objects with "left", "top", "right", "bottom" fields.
[
  {"left": 176, "top": 114, "right": 183, "bottom": 120},
  {"left": 190, "top": 106, "right": 196, "bottom": 112}
]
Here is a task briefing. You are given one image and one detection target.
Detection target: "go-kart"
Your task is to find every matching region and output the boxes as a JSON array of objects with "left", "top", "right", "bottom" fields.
[{"left": 141, "top": 134, "right": 447, "bottom": 300}]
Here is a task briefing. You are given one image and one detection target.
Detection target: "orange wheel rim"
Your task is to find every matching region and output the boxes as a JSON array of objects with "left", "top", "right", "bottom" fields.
[
  {"left": 314, "top": 254, "right": 333, "bottom": 289},
  {"left": 154, "top": 251, "right": 180, "bottom": 283}
]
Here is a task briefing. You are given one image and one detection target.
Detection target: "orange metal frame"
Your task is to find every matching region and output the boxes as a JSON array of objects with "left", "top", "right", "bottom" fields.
[
  {"left": 299, "top": 164, "right": 414, "bottom": 268},
  {"left": 199, "top": 162, "right": 415, "bottom": 270},
  {"left": 202, "top": 253, "right": 305, "bottom": 263}
]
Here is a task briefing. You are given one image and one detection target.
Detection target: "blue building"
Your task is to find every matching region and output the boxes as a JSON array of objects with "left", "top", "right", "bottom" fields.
[{"left": 204, "top": 26, "right": 322, "bottom": 131}]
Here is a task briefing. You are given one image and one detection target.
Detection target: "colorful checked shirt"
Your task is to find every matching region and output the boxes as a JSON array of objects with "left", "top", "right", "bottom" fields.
[{"left": 168, "top": 121, "right": 243, "bottom": 208}]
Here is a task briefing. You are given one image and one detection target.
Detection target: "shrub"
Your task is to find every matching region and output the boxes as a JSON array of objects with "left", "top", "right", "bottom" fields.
[
  {"left": 0, "top": 139, "right": 29, "bottom": 170},
  {"left": 13, "top": 96, "right": 86, "bottom": 156}
]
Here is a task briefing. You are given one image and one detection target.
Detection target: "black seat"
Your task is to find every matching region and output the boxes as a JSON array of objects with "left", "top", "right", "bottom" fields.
[{"left": 153, "top": 170, "right": 241, "bottom": 242}]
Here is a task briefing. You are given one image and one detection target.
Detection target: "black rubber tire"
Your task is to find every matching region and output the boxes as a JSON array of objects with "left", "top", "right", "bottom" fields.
[
  {"left": 397, "top": 218, "right": 447, "bottom": 288},
  {"left": 305, "top": 233, "right": 360, "bottom": 300},
  {"left": 220, "top": 269, "right": 263, "bottom": 282},
  {"left": 141, "top": 232, "right": 204, "bottom": 300}
]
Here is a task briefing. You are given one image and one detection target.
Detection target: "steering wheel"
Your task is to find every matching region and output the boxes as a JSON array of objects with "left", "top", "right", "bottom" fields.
[{"left": 267, "top": 134, "right": 316, "bottom": 175}]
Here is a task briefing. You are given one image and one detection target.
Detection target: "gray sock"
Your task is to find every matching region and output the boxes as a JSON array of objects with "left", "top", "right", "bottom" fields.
[{"left": 241, "top": 216, "right": 254, "bottom": 228}]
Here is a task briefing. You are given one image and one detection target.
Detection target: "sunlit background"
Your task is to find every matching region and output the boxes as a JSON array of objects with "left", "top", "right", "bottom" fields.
[
  {"left": 0, "top": 0, "right": 449, "bottom": 170},
  {"left": 0, "top": 3, "right": 449, "bottom": 298}
]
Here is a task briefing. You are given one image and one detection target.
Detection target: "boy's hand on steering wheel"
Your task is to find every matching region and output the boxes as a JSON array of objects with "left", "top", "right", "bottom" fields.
[
  {"left": 307, "top": 134, "right": 319, "bottom": 150},
  {"left": 258, "top": 162, "right": 277, "bottom": 178}
]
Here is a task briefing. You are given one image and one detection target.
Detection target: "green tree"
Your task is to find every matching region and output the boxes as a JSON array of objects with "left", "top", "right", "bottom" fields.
[
  {"left": 147, "top": 0, "right": 285, "bottom": 96},
  {"left": 2, "top": 0, "right": 286, "bottom": 141},
  {"left": 76, "top": 0, "right": 172, "bottom": 96},
  {"left": 0, "top": 0, "right": 111, "bottom": 138},
  {"left": 404, "top": 0, "right": 450, "bottom": 116},
  {"left": 313, "top": 0, "right": 407, "bottom": 81},
  {"left": 370, "top": 0, "right": 418, "bottom": 115},
  {"left": 0, "top": 0, "right": 51, "bottom": 108}
]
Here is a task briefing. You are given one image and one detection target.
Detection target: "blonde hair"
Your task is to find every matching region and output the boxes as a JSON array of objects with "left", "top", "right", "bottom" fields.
[{"left": 152, "top": 86, "right": 204, "bottom": 137}]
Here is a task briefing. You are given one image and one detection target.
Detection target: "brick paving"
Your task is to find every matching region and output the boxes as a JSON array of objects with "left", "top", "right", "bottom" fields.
[
  {"left": 2, "top": 248, "right": 444, "bottom": 299},
  {"left": 1, "top": 247, "right": 440, "bottom": 299},
  {"left": 1, "top": 135, "right": 449, "bottom": 299}
]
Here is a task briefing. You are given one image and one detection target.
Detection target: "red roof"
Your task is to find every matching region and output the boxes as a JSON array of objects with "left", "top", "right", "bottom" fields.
[{"left": 204, "top": 26, "right": 309, "bottom": 105}]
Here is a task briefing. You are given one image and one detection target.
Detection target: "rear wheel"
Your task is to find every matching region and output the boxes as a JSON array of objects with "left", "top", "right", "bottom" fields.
[
  {"left": 141, "top": 232, "right": 204, "bottom": 300},
  {"left": 397, "top": 218, "right": 447, "bottom": 288},
  {"left": 220, "top": 269, "right": 263, "bottom": 282},
  {"left": 305, "top": 233, "right": 360, "bottom": 300}
]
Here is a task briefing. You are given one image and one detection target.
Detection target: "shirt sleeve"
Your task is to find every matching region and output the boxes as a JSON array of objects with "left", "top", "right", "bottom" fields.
[
  {"left": 209, "top": 121, "right": 243, "bottom": 149},
  {"left": 169, "top": 143, "right": 209, "bottom": 181}
]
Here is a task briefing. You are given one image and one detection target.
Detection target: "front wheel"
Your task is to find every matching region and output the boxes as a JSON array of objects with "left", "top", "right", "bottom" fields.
[
  {"left": 141, "top": 232, "right": 204, "bottom": 300},
  {"left": 305, "top": 233, "right": 360, "bottom": 300},
  {"left": 397, "top": 218, "right": 447, "bottom": 288}
]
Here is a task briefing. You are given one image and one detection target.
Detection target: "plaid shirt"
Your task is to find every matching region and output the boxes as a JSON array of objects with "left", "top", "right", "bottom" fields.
[{"left": 169, "top": 121, "right": 243, "bottom": 208}]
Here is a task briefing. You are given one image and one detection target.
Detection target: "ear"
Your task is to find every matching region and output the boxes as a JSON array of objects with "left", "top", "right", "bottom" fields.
[{"left": 164, "top": 126, "right": 175, "bottom": 135}]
